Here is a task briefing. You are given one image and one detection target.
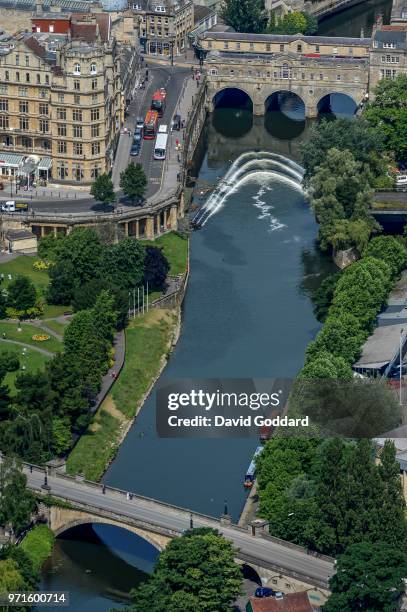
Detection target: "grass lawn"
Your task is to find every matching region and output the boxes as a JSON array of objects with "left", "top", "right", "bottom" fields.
[
  {"left": 66, "top": 308, "right": 177, "bottom": 480},
  {"left": 3, "top": 349, "right": 51, "bottom": 394},
  {"left": 0, "top": 321, "right": 62, "bottom": 354},
  {"left": 145, "top": 232, "right": 188, "bottom": 276},
  {"left": 0, "top": 256, "right": 70, "bottom": 319},
  {"left": 20, "top": 525, "right": 55, "bottom": 572},
  {"left": 42, "top": 319, "right": 68, "bottom": 337}
]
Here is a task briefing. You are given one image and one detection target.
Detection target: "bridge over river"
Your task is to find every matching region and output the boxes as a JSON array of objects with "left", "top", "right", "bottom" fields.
[{"left": 14, "top": 460, "right": 334, "bottom": 601}]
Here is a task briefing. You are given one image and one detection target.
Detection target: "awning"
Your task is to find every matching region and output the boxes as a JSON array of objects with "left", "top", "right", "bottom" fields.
[
  {"left": 38, "top": 157, "right": 52, "bottom": 171},
  {"left": 0, "top": 153, "right": 24, "bottom": 168}
]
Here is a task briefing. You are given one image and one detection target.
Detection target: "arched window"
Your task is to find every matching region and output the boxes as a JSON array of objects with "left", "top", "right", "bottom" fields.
[
  {"left": 73, "top": 63, "right": 81, "bottom": 75},
  {"left": 90, "top": 63, "right": 97, "bottom": 75},
  {"left": 209, "top": 68, "right": 218, "bottom": 76}
]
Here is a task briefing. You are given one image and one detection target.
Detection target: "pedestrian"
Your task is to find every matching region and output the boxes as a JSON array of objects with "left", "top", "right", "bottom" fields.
[
  {"left": 196, "top": 79, "right": 199, "bottom": 87},
  {"left": 126, "top": 492, "right": 130, "bottom": 501},
  {"left": 129, "top": 493, "right": 133, "bottom": 500},
  {"left": 2, "top": 333, "right": 5, "bottom": 340},
  {"left": 102, "top": 484, "right": 106, "bottom": 494}
]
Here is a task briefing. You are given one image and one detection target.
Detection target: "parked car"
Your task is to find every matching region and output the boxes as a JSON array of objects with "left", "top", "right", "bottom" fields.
[
  {"left": 396, "top": 174, "right": 407, "bottom": 186},
  {"left": 1, "top": 200, "right": 16, "bottom": 212},
  {"left": 172, "top": 114, "right": 181, "bottom": 131},
  {"left": 255, "top": 587, "right": 276, "bottom": 598},
  {"left": 133, "top": 128, "right": 142, "bottom": 143},
  {"left": 130, "top": 144, "right": 140, "bottom": 157},
  {"left": 136, "top": 117, "right": 144, "bottom": 130}
]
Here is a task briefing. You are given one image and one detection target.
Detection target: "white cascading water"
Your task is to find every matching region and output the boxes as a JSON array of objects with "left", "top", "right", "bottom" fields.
[{"left": 193, "top": 151, "right": 304, "bottom": 228}]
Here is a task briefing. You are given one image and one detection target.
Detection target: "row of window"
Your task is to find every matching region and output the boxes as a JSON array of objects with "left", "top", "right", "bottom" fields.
[
  {"left": 57, "top": 141, "right": 101, "bottom": 155},
  {"left": 1, "top": 70, "right": 50, "bottom": 85},
  {"left": 56, "top": 108, "right": 101, "bottom": 121},
  {"left": 380, "top": 68, "right": 398, "bottom": 78},
  {"left": 0, "top": 86, "right": 100, "bottom": 106},
  {"left": 209, "top": 66, "right": 350, "bottom": 81},
  {"left": 147, "top": 28, "right": 170, "bottom": 36},
  {"left": 208, "top": 40, "right": 356, "bottom": 55},
  {"left": 72, "top": 63, "right": 98, "bottom": 75},
  {"left": 0, "top": 100, "right": 49, "bottom": 114},
  {"left": 0, "top": 102, "right": 101, "bottom": 121},
  {"left": 56, "top": 162, "right": 102, "bottom": 181},
  {"left": 0, "top": 115, "right": 102, "bottom": 137},
  {"left": 381, "top": 55, "right": 400, "bottom": 63}
]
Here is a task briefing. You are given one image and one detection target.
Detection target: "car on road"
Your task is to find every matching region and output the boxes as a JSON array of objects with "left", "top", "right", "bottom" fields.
[
  {"left": 136, "top": 117, "right": 144, "bottom": 130},
  {"left": 172, "top": 114, "right": 181, "bottom": 131},
  {"left": 133, "top": 128, "right": 143, "bottom": 143},
  {"left": 130, "top": 144, "right": 140, "bottom": 156},
  {"left": 254, "top": 587, "right": 277, "bottom": 598}
]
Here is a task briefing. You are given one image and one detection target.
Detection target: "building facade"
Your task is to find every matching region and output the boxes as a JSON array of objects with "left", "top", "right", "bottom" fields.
[{"left": 0, "top": 13, "right": 139, "bottom": 184}]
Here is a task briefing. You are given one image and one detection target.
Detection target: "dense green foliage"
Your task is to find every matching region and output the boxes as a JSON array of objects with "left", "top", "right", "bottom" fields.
[
  {"left": 20, "top": 525, "right": 55, "bottom": 572},
  {"left": 267, "top": 11, "right": 317, "bottom": 35},
  {"left": 311, "top": 272, "right": 340, "bottom": 322},
  {"left": 364, "top": 74, "right": 407, "bottom": 162},
  {"left": 90, "top": 173, "right": 115, "bottom": 205},
  {"left": 364, "top": 235, "right": 407, "bottom": 280},
  {"left": 143, "top": 246, "right": 170, "bottom": 290},
  {"left": 124, "top": 529, "right": 242, "bottom": 612},
  {"left": 220, "top": 0, "right": 266, "bottom": 33},
  {"left": 325, "top": 541, "right": 407, "bottom": 611},
  {"left": 120, "top": 162, "right": 148, "bottom": 201},
  {"left": 0, "top": 457, "right": 36, "bottom": 536},
  {"left": 256, "top": 438, "right": 406, "bottom": 557},
  {"left": 0, "top": 545, "right": 39, "bottom": 610}
]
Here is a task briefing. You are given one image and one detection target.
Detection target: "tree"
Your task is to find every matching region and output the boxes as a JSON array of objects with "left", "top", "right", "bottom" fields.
[
  {"left": 364, "top": 235, "right": 407, "bottom": 280},
  {"left": 7, "top": 276, "right": 36, "bottom": 312},
  {"left": 364, "top": 74, "right": 407, "bottom": 162},
  {"left": 103, "top": 238, "right": 145, "bottom": 290},
  {"left": 220, "top": 0, "right": 266, "bottom": 33},
  {"left": 300, "top": 118, "right": 386, "bottom": 184},
  {"left": 306, "top": 312, "right": 367, "bottom": 364},
  {"left": 0, "top": 456, "right": 36, "bottom": 536},
  {"left": 47, "top": 258, "right": 76, "bottom": 305},
  {"left": 127, "top": 529, "right": 242, "bottom": 612},
  {"left": 37, "top": 234, "right": 63, "bottom": 262},
  {"left": 268, "top": 11, "right": 307, "bottom": 34},
  {"left": 325, "top": 541, "right": 407, "bottom": 611},
  {"left": 120, "top": 163, "right": 147, "bottom": 201},
  {"left": 72, "top": 279, "right": 128, "bottom": 330},
  {"left": 303, "top": 11, "right": 317, "bottom": 34},
  {"left": 90, "top": 173, "right": 115, "bottom": 205},
  {"left": 143, "top": 246, "right": 170, "bottom": 290},
  {"left": 52, "top": 416, "right": 72, "bottom": 456},
  {"left": 312, "top": 272, "right": 340, "bottom": 322},
  {"left": 299, "top": 350, "right": 353, "bottom": 380}
]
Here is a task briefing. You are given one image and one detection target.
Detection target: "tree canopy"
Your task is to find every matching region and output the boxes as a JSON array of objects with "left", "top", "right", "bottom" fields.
[
  {"left": 220, "top": 0, "right": 266, "bottom": 33},
  {"left": 90, "top": 173, "right": 115, "bottom": 205},
  {"left": 120, "top": 163, "right": 147, "bottom": 201}
]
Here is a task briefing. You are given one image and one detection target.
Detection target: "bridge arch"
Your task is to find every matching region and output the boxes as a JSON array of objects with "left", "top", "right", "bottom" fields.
[
  {"left": 317, "top": 92, "right": 357, "bottom": 117},
  {"left": 50, "top": 508, "right": 171, "bottom": 552},
  {"left": 212, "top": 87, "right": 253, "bottom": 111},
  {"left": 264, "top": 90, "right": 305, "bottom": 120}
]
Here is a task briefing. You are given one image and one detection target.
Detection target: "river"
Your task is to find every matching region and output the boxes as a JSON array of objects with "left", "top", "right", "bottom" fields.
[{"left": 36, "top": 2, "right": 392, "bottom": 607}]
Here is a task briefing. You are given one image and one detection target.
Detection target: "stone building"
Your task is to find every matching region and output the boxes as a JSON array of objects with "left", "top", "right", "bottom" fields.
[
  {"left": 369, "top": 22, "right": 407, "bottom": 90},
  {"left": 0, "top": 13, "right": 139, "bottom": 184}
]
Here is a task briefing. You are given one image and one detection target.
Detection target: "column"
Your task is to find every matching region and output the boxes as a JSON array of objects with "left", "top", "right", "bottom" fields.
[
  {"left": 123, "top": 221, "right": 129, "bottom": 237},
  {"left": 169, "top": 205, "right": 178, "bottom": 229},
  {"left": 40, "top": 226, "right": 45, "bottom": 237},
  {"left": 136, "top": 219, "right": 140, "bottom": 239},
  {"left": 155, "top": 214, "right": 161, "bottom": 237},
  {"left": 163, "top": 209, "right": 167, "bottom": 229},
  {"left": 146, "top": 217, "right": 154, "bottom": 240},
  {"left": 53, "top": 226, "right": 58, "bottom": 237}
]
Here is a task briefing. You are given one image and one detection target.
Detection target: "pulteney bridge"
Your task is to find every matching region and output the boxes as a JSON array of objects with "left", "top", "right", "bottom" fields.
[
  {"left": 19, "top": 462, "right": 333, "bottom": 606},
  {"left": 196, "top": 25, "right": 402, "bottom": 117}
]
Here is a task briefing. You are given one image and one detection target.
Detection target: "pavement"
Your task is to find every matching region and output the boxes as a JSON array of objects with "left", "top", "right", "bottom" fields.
[{"left": 18, "top": 463, "right": 334, "bottom": 586}]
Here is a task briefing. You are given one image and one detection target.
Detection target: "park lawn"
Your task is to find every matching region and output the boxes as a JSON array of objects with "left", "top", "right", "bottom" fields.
[
  {"left": 42, "top": 304, "right": 71, "bottom": 319},
  {"left": 145, "top": 232, "right": 188, "bottom": 276},
  {"left": 20, "top": 525, "right": 55, "bottom": 572},
  {"left": 66, "top": 308, "right": 178, "bottom": 480},
  {"left": 3, "top": 349, "right": 51, "bottom": 394},
  {"left": 112, "top": 308, "right": 177, "bottom": 419},
  {"left": 42, "top": 319, "right": 68, "bottom": 337},
  {"left": 66, "top": 398, "right": 125, "bottom": 481},
  {"left": 0, "top": 321, "right": 62, "bottom": 354}
]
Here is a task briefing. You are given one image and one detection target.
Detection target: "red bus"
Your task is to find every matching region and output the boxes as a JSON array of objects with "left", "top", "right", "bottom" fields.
[
  {"left": 151, "top": 89, "right": 166, "bottom": 117},
  {"left": 143, "top": 110, "right": 159, "bottom": 139}
]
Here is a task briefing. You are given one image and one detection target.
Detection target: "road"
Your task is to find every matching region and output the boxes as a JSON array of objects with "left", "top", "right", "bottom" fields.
[
  {"left": 22, "top": 464, "right": 334, "bottom": 586},
  {"left": 1, "top": 64, "right": 189, "bottom": 215}
]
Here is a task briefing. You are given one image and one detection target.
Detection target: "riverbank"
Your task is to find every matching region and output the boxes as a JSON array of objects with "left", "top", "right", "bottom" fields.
[
  {"left": 20, "top": 525, "right": 55, "bottom": 573},
  {"left": 65, "top": 235, "right": 189, "bottom": 481}
]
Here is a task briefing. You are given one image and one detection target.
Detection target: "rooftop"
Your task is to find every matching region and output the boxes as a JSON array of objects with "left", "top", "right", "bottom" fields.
[
  {"left": 248, "top": 592, "right": 313, "bottom": 612},
  {"left": 201, "top": 31, "right": 372, "bottom": 46},
  {"left": 354, "top": 323, "right": 405, "bottom": 370}
]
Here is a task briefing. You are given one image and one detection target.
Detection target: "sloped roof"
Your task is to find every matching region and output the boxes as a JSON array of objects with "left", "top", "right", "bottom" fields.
[{"left": 248, "top": 592, "right": 313, "bottom": 612}]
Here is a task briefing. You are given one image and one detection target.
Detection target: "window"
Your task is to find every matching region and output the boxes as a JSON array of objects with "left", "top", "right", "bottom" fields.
[
  {"left": 319, "top": 73, "right": 323, "bottom": 80},
  {"left": 39, "top": 89, "right": 47, "bottom": 98},
  {"left": 58, "top": 93, "right": 64, "bottom": 103},
  {"left": 57, "top": 141, "right": 67, "bottom": 154},
  {"left": 266, "top": 43, "right": 271, "bottom": 52},
  {"left": 57, "top": 123, "right": 66, "bottom": 136},
  {"left": 39, "top": 103, "right": 48, "bottom": 115},
  {"left": 21, "top": 136, "right": 32, "bottom": 148},
  {"left": 39, "top": 119, "right": 48, "bottom": 133},
  {"left": 208, "top": 41, "right": 212, "bottom": 49},
  {"left": 15, "top": 55, "right": 19, "bottom": 66},
  {"left": 74, "top": 94, "right": 80, "bottom": 105},
  {"left": 57, "top": 162, "right": 68, "bottom": 179},
  {"left": 37, "top": 74, "right": 41, "bottom": 84},
  {"left": 281, "top": 63, "right": 291, "bottom": 79},
  {"left": 333, "top": 47, "right": 338, "bottom": 54},
  {"left": 73, "top": 125, "right": 82, "bottom": 138},
  {"left": 45, "top": 75, "right": 49, "bottom": 85},
  {"left": 90, "top": 63, "right": 97, "bottom": 74},
  {"left": 91, "top": 142, "right": 100, "bottom": 155},
  {"left": 0, "top": 116, "right": 9, "bottom": 129},
  {"left": 91, "top": 108, "right": 100, "bottom": 121},
  {"left": 224, "top": 42, "right": 228, "bottom": 49},
  {"left": 73, "top": 63, "right": 81, "bottom": 75},
  {"left": 74, "top": 79, "right": 80, "bottom": 91},
  {"left": 383, "top": 42, "right": 396, "bottom": 49},
  {"left": 0, "top": 99, "right": 8, "bottom": 111},
  {"left": 73, "top": 109, "right": 82, "bottom": 122},
  {"left": 236, "top": 42, "right": 240, "bottom": 50},
  {"left": 91, "top": 124, "right": 100, "bottom": 137},
  {"left": 16, "top": 71, "right": 20, "bottom": 82},
  {"left": 249, "top": 42, "right": 254, "bottom": 50},
  {"left": 297, "top": 44, "right": 302, "bottom": 52},
  {"left": 315, "top": 45, "right": 320, "bottom": 52},
  {"left": 57, "top": 108, "right": 66, "bottom": 120},
  {"left": 0, "top": 85, "right": 7, "bottom": 94},
  {"left": 19, "top": 101, "right": 28, "bottom": 113},
  {"left": 91, "top": 165, "right": 101, "bottom": 179},
  {"left": 72, "top": 164, "right": 83, "bottom": 181},
  {"left": 25, "top": 55, "right": 29, "bottom": 67},
  {"left": 92, "top": 93, "right": 98, "bottom": 104},
  {"left": 73, "top": 142, "right": 83, "bottom": 156},
  {"left": 310, "top": 73, "right": 314, "bottom": 80},
  {"left": 209, "top": 68, "right": 218, "bottom": 76},
  {"left": 336, "top": 74, "right": 341, "bottom": 80},
  {"left": 18, "top": 87, "right": 27, "bottom": 97},
  {"left": 91, "top": 78, "right": 97, "bottom": 90},
  {"left": 19, "top": 117, "right": 29, "bottom": 131},
  {"left": 49, "top": 24, "right": 54, "bottom": 33},
  {"left": 5, "top": 71, "right": 9, "bottom": 81},
  {"left": 348, "top": 47, "right": 353, "bottom": 54},
  {"left": 25, "top": 72, "right": 30, "bottom": 83}
]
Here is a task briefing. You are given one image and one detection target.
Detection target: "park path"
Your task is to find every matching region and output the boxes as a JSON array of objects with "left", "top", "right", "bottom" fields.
[{"left": 0, "top": 337, "right": 55, "bottom": 357}]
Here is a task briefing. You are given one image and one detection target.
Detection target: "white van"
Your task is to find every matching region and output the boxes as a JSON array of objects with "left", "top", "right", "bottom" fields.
[
  {"left": 396, "top": 174, "right": 407, "bottom": 186},
  {"left": 1, "top": 201, "right": 15, "bottom": 212},
  {"left": 158, "top": 124, "right": 168, "bottom": 133}
]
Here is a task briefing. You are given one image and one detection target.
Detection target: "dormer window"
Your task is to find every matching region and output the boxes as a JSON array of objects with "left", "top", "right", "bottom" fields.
[
  {"left": 73, "top": 63, "right": 81, "bottom": 75},
  {"left": 383, "top": 42, "right": 396, "bottom": 48},
  {"left": 90, "top": 63, "right": 97, "bottom": 75}
]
